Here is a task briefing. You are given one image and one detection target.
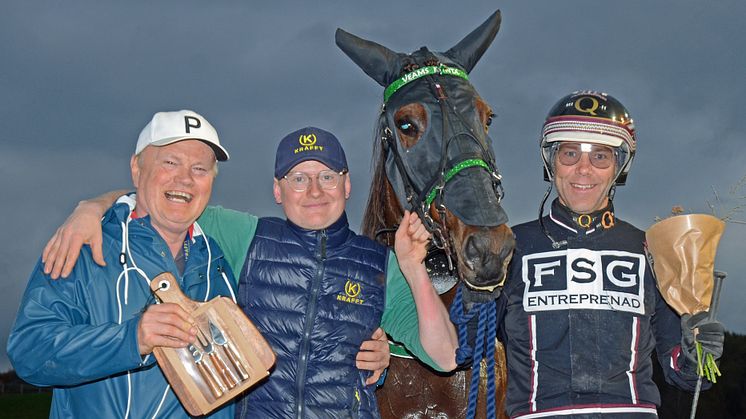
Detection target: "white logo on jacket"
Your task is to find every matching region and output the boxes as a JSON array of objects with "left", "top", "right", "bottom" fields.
[{"left": 521, "top": 249, "right": 645, "bottom": 314}]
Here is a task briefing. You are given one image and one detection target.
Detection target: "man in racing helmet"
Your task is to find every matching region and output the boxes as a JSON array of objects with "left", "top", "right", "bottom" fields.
[
  {"left": 536, "top": 90, "right": 636, "bottom": 245},
  {"left": 541, "top": 90, "right": 635, "bottom": 184},
  {"left": 494, "top": 91, "right": 725, "bottom": 418}
]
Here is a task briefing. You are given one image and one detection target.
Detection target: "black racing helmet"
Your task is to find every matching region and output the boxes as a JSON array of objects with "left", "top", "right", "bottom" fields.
[{"left": 540, "top": 91, "right": 637, "bottom": 185}]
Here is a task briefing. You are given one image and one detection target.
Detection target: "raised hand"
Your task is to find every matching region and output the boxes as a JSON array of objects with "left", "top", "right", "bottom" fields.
[
  {"left": 394, "top": 210, "right": 430, "bottom": 272},
  {"left": 393, "top": 211, "right": 457, "bottom": 371}
]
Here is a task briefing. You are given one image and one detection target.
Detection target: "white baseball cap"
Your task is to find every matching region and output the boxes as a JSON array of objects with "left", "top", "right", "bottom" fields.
[{"left": 135, "top": 110, "right": 229, "bottom": 161}]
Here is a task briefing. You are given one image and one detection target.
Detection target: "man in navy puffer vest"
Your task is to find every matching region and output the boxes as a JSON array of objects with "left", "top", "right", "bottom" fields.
[{"left": 218, "top": 127, "right": 459, "bottom": 418}]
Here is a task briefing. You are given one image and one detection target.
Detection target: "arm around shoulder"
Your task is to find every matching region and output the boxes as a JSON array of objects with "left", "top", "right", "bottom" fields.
[{"left": 42, "top": 189, "right": 128, "bottom": 279}]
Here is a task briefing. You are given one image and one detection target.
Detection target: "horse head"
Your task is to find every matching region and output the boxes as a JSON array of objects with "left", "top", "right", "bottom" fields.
[{"left": 336, "top": 10, "right": 514, "bottom": 296}]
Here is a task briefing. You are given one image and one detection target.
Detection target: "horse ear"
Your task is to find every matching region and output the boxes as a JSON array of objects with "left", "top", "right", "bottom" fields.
[
  {"left": 335, "top": 28, "right": 404, "bottom": 88},
  {"left": 444, "top": 10, "right": 501, "bottom": 73}
]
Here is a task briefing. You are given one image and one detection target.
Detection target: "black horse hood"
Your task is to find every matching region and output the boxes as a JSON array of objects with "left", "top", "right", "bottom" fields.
[{"left": 335, "top": 10, "right": 508, "bottom": 227}]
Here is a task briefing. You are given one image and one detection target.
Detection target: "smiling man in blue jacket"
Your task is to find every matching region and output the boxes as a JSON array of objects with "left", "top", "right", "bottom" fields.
[{"left": 8, "top": 110, "right": 238, "bottom": 418}]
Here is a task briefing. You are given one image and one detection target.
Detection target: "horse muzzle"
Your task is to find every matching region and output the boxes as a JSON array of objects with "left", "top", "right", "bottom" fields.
[{"left": 453, "top": 223, "right": 515, "bottom": 293}]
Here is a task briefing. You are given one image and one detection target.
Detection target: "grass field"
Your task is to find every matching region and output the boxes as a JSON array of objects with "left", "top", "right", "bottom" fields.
[{"left": 0, "top": 393, "right": 51, "bottom": 419}]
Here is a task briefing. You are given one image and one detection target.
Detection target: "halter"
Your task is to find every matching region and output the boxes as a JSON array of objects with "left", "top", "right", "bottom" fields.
[{"left": 379, "top": 58, "right": 505, "bottom": 280}]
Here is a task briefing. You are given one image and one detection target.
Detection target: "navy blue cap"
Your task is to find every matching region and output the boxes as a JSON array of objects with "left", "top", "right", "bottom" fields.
[{"left": 274, "top": 127, "right": 349, "bottom": 178}]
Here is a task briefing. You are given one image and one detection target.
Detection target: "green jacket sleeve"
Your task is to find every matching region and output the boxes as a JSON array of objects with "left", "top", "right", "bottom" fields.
[
  {"left": 380, "top": 251, "right": 441, "bottom": 371},
  {"left": 198, "top": 206, "right": 258, "bottom": 283}
]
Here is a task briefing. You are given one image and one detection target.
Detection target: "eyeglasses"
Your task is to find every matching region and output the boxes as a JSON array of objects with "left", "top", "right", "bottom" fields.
[
  {"left": 282, "top": 169, "right": 347, "bottom": 192},
  {"left": 556, "top": 143, "right": 616, "bottom": 169}
]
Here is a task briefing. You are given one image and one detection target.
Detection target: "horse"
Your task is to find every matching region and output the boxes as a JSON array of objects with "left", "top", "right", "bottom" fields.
[{"left": 336, "top": 10, "right": 513, "bottom": 418}]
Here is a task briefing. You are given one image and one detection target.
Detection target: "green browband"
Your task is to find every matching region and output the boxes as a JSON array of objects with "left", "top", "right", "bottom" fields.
[
  {"left": 384, "top": 64, "right": 469, "bottom": 103},
  {"left": 425, "top": 159, "right": 490, "bottom": 207}
]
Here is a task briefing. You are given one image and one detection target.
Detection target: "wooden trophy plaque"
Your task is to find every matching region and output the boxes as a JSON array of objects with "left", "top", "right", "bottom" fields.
[{"left": 150, "top": 272, "right": 275, "bottom": 416}]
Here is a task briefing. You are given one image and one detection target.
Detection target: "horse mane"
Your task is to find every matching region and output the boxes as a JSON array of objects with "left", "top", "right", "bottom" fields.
[{"left": 361, "top": 113, "right": 402, "bottom": 246}]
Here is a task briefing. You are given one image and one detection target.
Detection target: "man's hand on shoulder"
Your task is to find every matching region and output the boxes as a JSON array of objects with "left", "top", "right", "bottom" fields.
[{"left": 42, "top": 190, "right": 125, "bottom": 279}]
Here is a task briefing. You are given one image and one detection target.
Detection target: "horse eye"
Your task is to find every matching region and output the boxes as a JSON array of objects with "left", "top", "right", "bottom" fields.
[
  {"left": 397, "top": 119, "right": 418, "bottom": 137},
  {"left": 486, "top": 113, "right": 495, "bottom": 127}
]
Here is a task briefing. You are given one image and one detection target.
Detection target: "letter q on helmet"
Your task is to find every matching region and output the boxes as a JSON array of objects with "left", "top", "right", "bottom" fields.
[{"left": 540, "top": 91, "right": 636, "bottom": 185}]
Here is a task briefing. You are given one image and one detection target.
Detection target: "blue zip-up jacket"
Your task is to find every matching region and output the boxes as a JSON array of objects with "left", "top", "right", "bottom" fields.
[
  {"left": 235, "top": 214, "right": 386, "bottom": 419},
  {"left": 499, "top": 200, "right": 701, "bottom": 419},
  {"left": 7, "top": 197, "right": 236, "bottom": 418}
]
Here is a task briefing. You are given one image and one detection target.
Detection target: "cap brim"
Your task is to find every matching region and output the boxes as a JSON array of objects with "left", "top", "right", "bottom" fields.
[
  {"left": 149, "top": 136, "right": 229, "bottom": 161},
  {"left": 275, "top": 156, "right": 346, "bottom": 179}
]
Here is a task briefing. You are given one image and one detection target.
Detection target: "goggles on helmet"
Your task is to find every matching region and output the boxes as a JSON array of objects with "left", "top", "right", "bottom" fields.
[{"left": 555, "top": 143, "right": 615, "bottom": 169}]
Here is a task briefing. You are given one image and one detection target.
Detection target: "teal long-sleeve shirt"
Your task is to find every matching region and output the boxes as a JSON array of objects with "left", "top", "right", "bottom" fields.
[{"left": 197, "top": 205, "right": 441, "bottom": 371}]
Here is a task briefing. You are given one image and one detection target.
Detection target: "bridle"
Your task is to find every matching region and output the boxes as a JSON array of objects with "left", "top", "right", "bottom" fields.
[{"left": 378, "top": 56, "right": 505, "bottom": 278}]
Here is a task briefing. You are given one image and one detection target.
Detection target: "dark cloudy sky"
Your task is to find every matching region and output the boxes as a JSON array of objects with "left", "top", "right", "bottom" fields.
[{"left": 1, "top": 1, "right": 744, "bottom": 371}]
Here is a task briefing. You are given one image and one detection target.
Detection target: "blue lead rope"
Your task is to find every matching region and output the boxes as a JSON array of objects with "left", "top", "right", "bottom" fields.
[{"left": 450, "top": 286, "right": 498, "bottom": 419}]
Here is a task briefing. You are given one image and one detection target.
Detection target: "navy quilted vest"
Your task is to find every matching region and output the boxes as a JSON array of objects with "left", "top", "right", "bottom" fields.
[{"left": 235, "top": 213, "right": 387, "bottom": 419}]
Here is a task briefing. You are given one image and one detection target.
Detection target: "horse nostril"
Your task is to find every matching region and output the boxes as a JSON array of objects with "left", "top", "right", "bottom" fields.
[{"left": 464, "top": 236, "right": 482, "bottom": 270}]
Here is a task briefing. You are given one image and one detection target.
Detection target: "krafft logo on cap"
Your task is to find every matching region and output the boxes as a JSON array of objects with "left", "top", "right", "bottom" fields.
[
  {"left": 299, "top": 133, "right": 316, "bottom": 146},
  {"left": 294, "top": 133, "right": 324, "bottom": 154},
  {"left": 274, "top": 126, "right": 347, "bottom": 178}
]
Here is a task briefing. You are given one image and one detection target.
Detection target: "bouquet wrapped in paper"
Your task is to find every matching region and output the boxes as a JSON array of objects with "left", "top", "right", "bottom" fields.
[{"left": 645, "top": 214, "right": 725, "bottom": 316}]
